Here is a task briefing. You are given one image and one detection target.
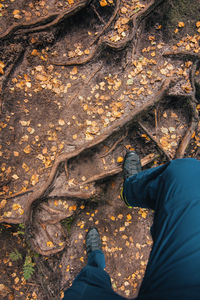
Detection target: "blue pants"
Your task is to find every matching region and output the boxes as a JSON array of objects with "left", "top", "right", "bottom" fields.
[{"left": 64, "top": 159, "right": 200, "bottom": 300}]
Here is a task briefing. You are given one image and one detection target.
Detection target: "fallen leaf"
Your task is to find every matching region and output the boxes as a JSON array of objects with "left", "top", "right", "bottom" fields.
[
  {"left": 196, "top": 21, "right": 200, "bottom": 28},
  {"left": 12, "top": 174, "right": 19, "bottom": 180},
  {"left": 100, "top": 0, "right": 108, "bottom": 7},
  {"left": 126, "top": 214, "right": 132, "bottom": 221},
  {"left": 58, "top": 119, "right": 65, "bottom": 126},
  {"left": 31, "top": 174, "right": 39, "bottom": 186},
  {"left": 12, "top": 203, "right": 21, "bottom": 210},
  {"left": 47, "top": 241, "right": 54, "bottom": 247},
  {"left": 23, "top": 145, "right": 31, "bottom": 154},
  {"left": 70, "top": 66, "right": 78, "bottom": 75},
  {"left": 117, "top": 156, "right": 124, "bottom": 163}
]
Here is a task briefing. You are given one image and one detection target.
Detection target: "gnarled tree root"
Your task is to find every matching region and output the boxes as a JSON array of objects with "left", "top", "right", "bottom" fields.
[
  {"left": 51, "top": 0, "right": 164, "bottom": 66},
  {"left": 0, "top": 79, "right": 171, "bottom": 226},
  {"left": 0, "top": 0, "right": 92, "bottom": 40},
  {"left": 175, "top": 63, "right": 199, "bottom": 158}
]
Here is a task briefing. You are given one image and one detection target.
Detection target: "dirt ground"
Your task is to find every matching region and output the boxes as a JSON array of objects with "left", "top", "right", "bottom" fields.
[{"left": 1, "top": 0, "right": 200, "bottom": 299}]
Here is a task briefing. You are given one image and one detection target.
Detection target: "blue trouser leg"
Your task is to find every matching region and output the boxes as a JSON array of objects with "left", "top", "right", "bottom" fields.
[
  {"left": 63, "top": 250, "right": 126, "bottom": 300},
  {"left": 124, "top": 158, "right": 200, "bottom": 300}
]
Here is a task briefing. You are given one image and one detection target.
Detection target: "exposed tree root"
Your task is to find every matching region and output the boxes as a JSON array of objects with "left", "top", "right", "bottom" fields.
[
  {"left": 135, "top": 0, "right": 164, "bottom": 25},
  {"left": 90, "top": 0, "right": 121, "bottom": 46},
  {"left": 84, "top": 153, "right": 159, "bottom": 184},
  {"left": 175, "top": 63, "right": 199, "bottom": 158},
  {"left": 51, "top": 0, "right": 163, "bottom": 66},
  {"left": 163, "top": 51, "right": 200, "bottom": 62},
  {"left": 0, "top": 46, "right": 25, "bottom": 112},
  {"left": 0, "top": 0, "right": 92, "bottom": 40},
  {"left": 0, "top": 79, "right": 171, "bottom": 226},
  {"left": 138, "top": 121, "right": 171, "bottom": 160},
  {"left": 175, "top": 118, "right": 198, "bottom": 158},
  {"left": 91, "top": 3, "right": 106, "bottom": 25},
  {"left": 132, "top": 0, "right": 164, "bottom": 55}
]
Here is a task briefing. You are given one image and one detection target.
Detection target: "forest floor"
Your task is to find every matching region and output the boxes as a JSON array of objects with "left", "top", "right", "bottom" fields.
[{"left": 0, "top": 0, "right": 200, "bottom": 299}]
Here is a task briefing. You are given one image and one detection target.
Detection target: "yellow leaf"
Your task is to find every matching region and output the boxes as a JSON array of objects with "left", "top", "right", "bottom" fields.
[
  {"left": 84, "top": 49, "right": 90, "bottom": 55},
  {"left": 23, "top": 145, "right": 31, "bottom": 154},
  {"left": 72, "top": 134, "right": 77, "bottom": 140},
  {"left": 196, "top": 21, "right": 200, "bottom": 28},
  {"left": 68, "top": 0, "right": 74, "bottom": 4},
  {"left": 0, "top": 67, "right": 4, "bottom": 75},
  {"left": 70, "top": 66, "right": 78, "bottom": 75},
  {"left": 122, "top": 235, "right": 128, "bottom": 239},
  {"left": 46, "top": 241, "right": 54, "bottom": 247},
  {"left": 178, "top": 22, "right": 184, "bottom": 28},
  {"left": 13, "top": 10, "right": 20, "bottom": 15},
  {"left": 117, "top": 156, "right": 124, "bottom": 163},
  {"left": 12, "top": 203, "right": 21, "bottom": 211},
  {"left": 0, "top": 199, "right": 7, "bottom": 209},
  {"left": 27, "top": 127, "right": 35, "bottom": 134},
  {"left": 58, "top": 119, "right": 65, "bottom": 126},
  {"left": 36, "top": 74, "right": 48, "bottom": 81},
  {"left": 18, "top": 208, "right": 24, "bottom": 215},
  {"left": 4, "top": 211, "right": 12, "bottom": 217},
  {"left": 102, "top": 236, "right": 107, "bottom": 242},
  {"left": 118, "top": 214, "right": 123, "bottom": 219},
  {"left": 31, "top": 174, "right": 39, "bottom": 186},
  {"left": 97, "top": 108, "right": 104, "bottom": 114},
  {"left": 100, "top": 0, "right": 107, "bottom": 7},
  {"left": 22, "top": 162, "right": 29, "bottom": 172},
  {"left": 126, "top": 214, "right": 132, "bottom": 221},
  {"left": 110, "top": 216, "right": 115, "bottom": 221},
  {"left": 119, "top": 227, "right": 125, "bottom": 232},
  {"left": 69, "top": 205, "right": 77, "bottom": 211},
  {"left": 51, "top": 145, "right": 57, "bottom": 152},
  {"left": 141, "top": 212, "right": 147, "bottom": 218}
]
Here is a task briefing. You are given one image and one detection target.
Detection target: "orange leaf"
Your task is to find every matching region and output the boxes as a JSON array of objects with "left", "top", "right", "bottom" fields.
[{"left": 100, "top": 0, "right": 107, "bottom": 6}]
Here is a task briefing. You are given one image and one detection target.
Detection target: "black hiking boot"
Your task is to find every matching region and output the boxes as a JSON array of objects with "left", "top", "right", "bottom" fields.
[
  {"left": 121, "top": 151, "right": 142, "bottom": 207},
  {"left": 86, "top": 228, "right": 102, "bottom": 256},
  {"left": 123, "top": 151, "right": 142, "bottom": 180}
]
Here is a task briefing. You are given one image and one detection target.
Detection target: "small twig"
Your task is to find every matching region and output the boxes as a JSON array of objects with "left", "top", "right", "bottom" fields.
[
  {"left": 1, "top": 187, "right": 33, "bottom": 200},
  {"left": 100, "top": 128, "right": 128, "bottom": 158},
  {"left": 84, "top": 168, "right": 122, "bottom": 184},
  {"left": 91, "top": 3, "right": 106, "bottom": 25},
  {"left": 86, "top": 63, "right": 103, "bottom": 83},
  {"left": 138, "top": 121, "right": 171, "bottom": 161},
  {"left": 154, "top": 108, "right": 158, "bottom": 134},
  {"left": 64, "top": 161, "right": 69, "bottom": 179}
]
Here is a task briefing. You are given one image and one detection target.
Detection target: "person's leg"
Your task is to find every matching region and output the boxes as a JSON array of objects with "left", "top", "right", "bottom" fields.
[
  {"left": 87, "top": 249, "right": 105, "bottom": 269},
  {"left": 63, "top": 230, "right": 126, "bottom": 300},
  {"left": 123, "top": 158, "right": 200, "bottom": 299}
]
